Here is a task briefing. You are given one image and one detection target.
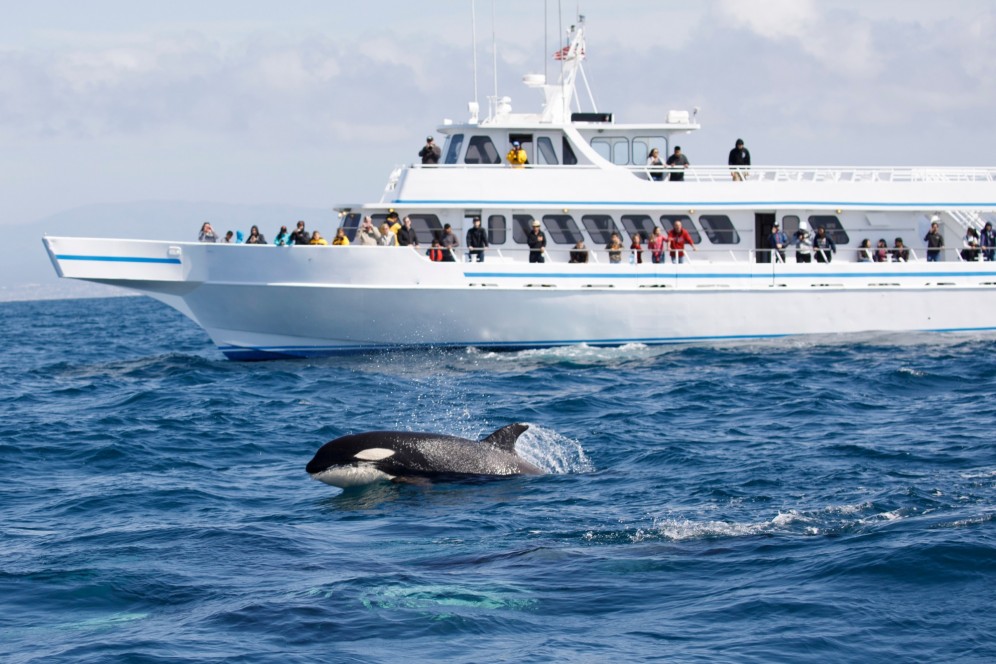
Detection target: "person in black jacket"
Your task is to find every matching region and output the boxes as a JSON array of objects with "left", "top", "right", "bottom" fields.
[
  {"left": 466, "top": 217, "right": 489, "bottom": 262},
  {"left": 418, "top": 136, "right": 441, "bottom": 165},
  {"left": 397, "top": 216, "right": 419, "bottom": 247},
  {"left": 527, "top": 220, "right": 546, "bottom": 263},
  {"left": 728, "top": 139, "right": 751, "bottom": 181},
  {"left": 290, "top": 220, "right": 310, "bottom": 245},
  {"left": 813, "top": 226, "right": 837, "bottom": 263}
]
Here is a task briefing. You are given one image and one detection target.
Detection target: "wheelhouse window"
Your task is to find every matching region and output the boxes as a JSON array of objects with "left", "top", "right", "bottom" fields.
[
  {"left": 591, "top": 137, "right": 630, "bottom": 165},
  {"left": 407, "top": 214, "right": 443, "bottom": 244},
  {"left": 581, "top": 214, "right": 619, "bottom": 244},
  {"left": 542, "top": 215, "right": 583, "bottom": 244},
  {"left": 660, "top": 215, "right": 703, "bottom": 244},
  {"left": 632, "top": 136, "right": 667, "bottom": 166},
  {"left": 536, "top": 136, "right": 558, "bottom": 165},
  {"left": 512, "top": 214, "right": 536, "bottom": 244},
  {"left": 562, "top": 137, "right": 578, "bottom": 165},
  {"left": 699, "top": 215, "right": 740, "bottom": 244},
  {"left": 620, "top": 214, "right": 657, "bottom": 239},
  {"left": 340, "top": 213, "right": 361, "bottom": 241},
  {"left": 488, "top": 215, "right": 507, "bottom": 245},
  {"left": 808, "top": 215, "right": 850, "bottom": 245},
  {"left": 464, "top": 136, "right": 500, "bottom": 164},
  {"left": 444, "top": 134, "right": 464, "bottom": 164}
]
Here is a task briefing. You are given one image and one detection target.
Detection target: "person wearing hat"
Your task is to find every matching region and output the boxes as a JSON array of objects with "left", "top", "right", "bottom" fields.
[
  {"left": 507, "top": 141, "right": 528, "bottom": 168},
  {"left": 768, "top": 221, "right": 788, "bottom": 263},
  {"left": 728, "top": 139, "right": 751, "bottom": 181},
  {"left": 527, "top": 219, "right": 546, "bottom": 263},
  {"left": 794, "top": 225, "right": 812, "bottom": 263},
  {"left": 419, "top": 136, "right": 441, "bottom": 165},
  {"left": 466, "top": 216, "right": 489, "bottom": 262}
]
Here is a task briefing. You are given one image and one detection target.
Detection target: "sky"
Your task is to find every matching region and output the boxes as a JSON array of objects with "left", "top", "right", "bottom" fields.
[{"left": 3, "top": 0, "right": 996, "bottom": 228}]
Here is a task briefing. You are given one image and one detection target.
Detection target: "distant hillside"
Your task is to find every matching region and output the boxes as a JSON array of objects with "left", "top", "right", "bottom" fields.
[{"left": 2, "top": 201, "right": 333, "bottom": 301}]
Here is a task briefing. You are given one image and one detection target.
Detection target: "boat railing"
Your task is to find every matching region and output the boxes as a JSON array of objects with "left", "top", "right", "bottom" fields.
[
  {"left": 629, "top": 165, "right": 996, "bottom": 184},
  {"left": 409, "top": 162, "right": 996, "bottom": 183}
]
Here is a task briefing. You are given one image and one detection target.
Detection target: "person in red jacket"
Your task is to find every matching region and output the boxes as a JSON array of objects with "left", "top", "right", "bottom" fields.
[{"left": 667, "top": 220, "right": 696, "bottom": 264}]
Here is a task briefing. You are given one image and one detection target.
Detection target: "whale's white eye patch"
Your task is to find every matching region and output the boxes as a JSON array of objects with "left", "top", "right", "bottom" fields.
[{"left": 353, "top": 448, "right": 396, "bottom": 461}]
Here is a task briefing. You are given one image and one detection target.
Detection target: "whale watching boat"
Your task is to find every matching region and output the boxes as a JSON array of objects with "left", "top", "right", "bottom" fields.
[{"left": 43, "top": 16, "right": 996, "bottom": 360}]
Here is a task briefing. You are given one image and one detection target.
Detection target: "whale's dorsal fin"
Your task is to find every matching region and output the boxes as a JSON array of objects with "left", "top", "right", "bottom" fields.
[{"left": 482, "top": 423, "right": 529, "bottom": 453}]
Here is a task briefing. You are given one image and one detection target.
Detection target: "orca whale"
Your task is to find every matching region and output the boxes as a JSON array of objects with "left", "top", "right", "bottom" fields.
[{"left": 306, "top": 423, "right": 542, "bottom": 488}]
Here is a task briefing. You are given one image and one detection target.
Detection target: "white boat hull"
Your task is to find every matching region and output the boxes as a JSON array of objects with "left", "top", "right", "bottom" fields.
[{"left": 43, "top": 237, "right": 996, "bottom": 360}]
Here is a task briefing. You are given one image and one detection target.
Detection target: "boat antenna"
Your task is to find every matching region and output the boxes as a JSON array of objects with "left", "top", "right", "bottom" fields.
[
  {"left": 491, "top": 0, "right": 498, "bottom": 119},
  {"left": 472, "top": 0, "right": 479, "bottom": 114}
]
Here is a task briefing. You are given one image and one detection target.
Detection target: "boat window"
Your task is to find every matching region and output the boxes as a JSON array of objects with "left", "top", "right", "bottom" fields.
[
  {"left": 581, "top": 214, "right": 619, "bottom": 244},
  {"left": 808, "top": 215, "right": 850, "bottom": 245},
  {"left": 536, "top": 136, "right": 558, "bottom": 165},
  {"left": 407, "top": 214, "right": 443, "bottom": 244},
  {"left": 488, "top": 215, "right": 506, "bottom": 245},
  {"left": 562, "top": 137, "right": 578, "bottom": 165},
  {"left": 464, "top": 136, "right": 501, "bottom": 164},
  {"left": 444, "top": 134, "right": 464, "bottom": 164},
  {"left": 781, "top": 215, "right": 801, "bottom": 238},
  {"left": 699, "top": 215, "right": 740, "bottom": 244},
  {"left": 590, "top": 137, "right": 631, "bottom": 165},
  {"left": 620, "top": 214, "right": 657, "bottom": 239},
  {"left": 512, "top": 214, "right": 536, "bottom": 244},
  {"left": 632, "top": 136, "right": 667, "bottom": 166},
  {"left": 340, "top": 213, "right": 361, "bottom": 241},
  {"left": 542, "top": 215, "right": 583, "bottom": 244},
  {"left": 659, "top": 215, "right": 703, "bottom": 244}
]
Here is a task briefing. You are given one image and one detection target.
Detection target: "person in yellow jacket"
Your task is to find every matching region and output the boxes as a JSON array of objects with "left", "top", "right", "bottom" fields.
[
  {"left": 332, "top": 228, "right": 350, "bottom": 246},
  {"left": 506, "top": 141, "right": 528, "bottom": 168},
  {"left": 308, "top": 231, "right": 328, "bottom": 245}
]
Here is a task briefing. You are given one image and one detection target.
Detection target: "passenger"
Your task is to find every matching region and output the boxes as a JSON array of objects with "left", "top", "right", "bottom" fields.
[
  {"left": 199, "top": 222, "right": 218, "bottom": 243},
  {"left": 291, "top": 220, "right": 310, "bottom": 245},
  {"left": 666, "top": 146, "right": 689, "bottom": 181},
  {"left": 728, "top": 138, "right": 751, "bottom": 181},
  {"left": 769, "top": 222, "right": 788, "bottom": 262},
  {"left": 647, "top": 148, "right": 665, "bottom": 182},
  {"left": 630, "top": 233, "right": 644, "bottom": 264},
  {"left": 648, "top": 227, "right": 666, "bottom": 264},
  {"left": 506, "top": 141, "right": 528, "bottom": 168},
  {"left": 223, "top": 230, "right": 235, "bottom": 244},
  {"left": 981, "top": 221, "right": 996, "bottom": 261},
  {"left": 378, "top": 222, "right": 397, "bottom": 246},
  {"left": 273, "top": 225, "right": 291, "bottom": 246},
  {"left": 606, "top": 232, "right": 623, "bottom": 264},
  {"left": 418, "top": 136, "right": 441, "bottom": 165},
  {"left": 873, "top": 238, "right": 890, "bottom": 263},
  {"left": 794, "top": 228, "right": 812, "bottom": 263},
  {"left": 569, "top": 240, "right": 589, "bottom": 263},
  {"left": 245, "top": 225, "right": 267, "bottom": 245},
  {"left": 332, "top": 228, "right": 350, "bottom": 246},
  {"left": 667, "top": 220, "right": 696, "bottom": 263},
  {"left": 397, "top": 216, "right": 419, "bottom": 247},
  {"left": 962, "top": 227, "right": 980, "bottom": 262},
  {"left": 440, "top": 223, "right": 459, "bottom": 261},
  {"left": 354, "top": 216, "right": 381, "bottom": 246},
  {"left": 235, "top": 230, "right": 244, "bottom": 244},
  {"left": 923, "top": 217, "right": 944, "bottom": 262},
  {"left": 388, "top": 212, "right": 402, "bottom": 237},
  {"left": 527, "top": 219, "right": 546, "bottom": 263},
  {"left": 813, "top": 226, "right": 836, "bottom": 263},
  {"left": 308, "top": 231, "right": 328, "bottom": 246},
  {"left": 426, "top": 239, "right": 445, "bottom": 262},
  {"left": 466, "top": 216, "right": 488, "bottom": 262},
  {"left": 891, "top": 237, "right": 910, "bottom": 263},
  {"left": 857, "top": 239, "right": 873, "bottom": 262}
]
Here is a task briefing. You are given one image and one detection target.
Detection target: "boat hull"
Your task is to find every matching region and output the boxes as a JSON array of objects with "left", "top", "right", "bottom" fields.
[{"left": 43, "top": 237, "right": 996, "bottom": 359}]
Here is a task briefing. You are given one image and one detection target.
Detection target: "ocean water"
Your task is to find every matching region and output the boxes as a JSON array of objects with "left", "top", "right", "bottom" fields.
[{"left": 2, "top": 296, "right": 995, "bottom": 663}]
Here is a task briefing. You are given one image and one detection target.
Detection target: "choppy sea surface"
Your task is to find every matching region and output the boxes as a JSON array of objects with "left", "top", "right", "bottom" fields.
[{"left": 2, "top": 297, "right": 994, "bottom": 663}]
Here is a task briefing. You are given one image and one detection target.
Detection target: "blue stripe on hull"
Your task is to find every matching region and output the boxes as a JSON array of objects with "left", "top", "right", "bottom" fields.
[{"left": 55, "top": 254, "right": 182, "bottom": 265}]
